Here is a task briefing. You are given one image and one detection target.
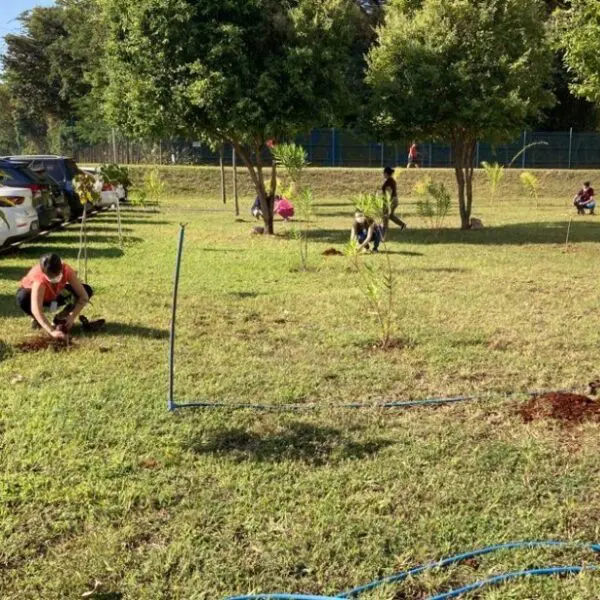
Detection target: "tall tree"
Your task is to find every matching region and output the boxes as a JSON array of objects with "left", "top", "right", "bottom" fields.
[
  {"left": 367, "top": 0, "right": 554, "bottom": 229},
  {"left": 2, "top": 1, "right": 108, "bottom": 152},
  {"left": 555, "top": 0, "right": 600, "bottom": 106},
  {"left": 100, "top": 0, "right": 359, "bottom": 233}
]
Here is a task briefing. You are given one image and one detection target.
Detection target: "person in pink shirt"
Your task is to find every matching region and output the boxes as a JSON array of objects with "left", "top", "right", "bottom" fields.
[{"left": 274, "top": 196, "right": 295, "bottom": 221}]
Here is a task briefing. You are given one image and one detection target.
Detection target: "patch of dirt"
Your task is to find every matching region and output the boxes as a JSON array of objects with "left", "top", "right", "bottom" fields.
[
  {"left": 519, "top": 392, "right": 600, "bottom": 425},
  {"left": 16, "top": 335, "right": 75, "bottom": 353},
  {"left": 322, "top": 247, "right": 344, "bottom": 256}
]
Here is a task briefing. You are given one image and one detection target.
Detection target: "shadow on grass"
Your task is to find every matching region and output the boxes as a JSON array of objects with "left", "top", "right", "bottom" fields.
[
  {"left": 308, "top": 220, "right": 599, "bottom": 246},
  {"left": 21, "top": 234, "right": 144, "bottom": 246},
  {"left": 202, "top": 248, "right": 240, "bottom": 253},
  {"left": 6, "top": 244, "right": 125, "bottom": 261},
  {"left": 82, "top": 321, "right": 169, "bottom": 340},
  {"left": 85, "top": 225, "right": 134, "bottom": 233},
  {"left": 0, "top": 339, "right": 13, "bottom": 362},
  {"left": 228, "top": 291, "right": 260, "bottom": 299},
  {"left": 185, "top": 422, "right": 395, "bottom": 466},
  {"left": 91, "top": 218, "right": 171, "bottom": 226},
  {"left": 0, "top": 293, "right": 20, "bottom": 318},
  {"left": 409, "top": 267, "right": 469, "bottom": 273},
  {"left": 0, "top": 266, "right": 30, "bottom": 282}
]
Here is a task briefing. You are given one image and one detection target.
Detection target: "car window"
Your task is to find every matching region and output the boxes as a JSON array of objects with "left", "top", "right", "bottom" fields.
[
  {"left": 65, "top": 159, "right": 80, "bottom": 178},
  {"left": 0, "top": 164, "right": 34, "bottom": 187},
  {"left": 40, "top": 161, "right": 66, "bottom": 182}
]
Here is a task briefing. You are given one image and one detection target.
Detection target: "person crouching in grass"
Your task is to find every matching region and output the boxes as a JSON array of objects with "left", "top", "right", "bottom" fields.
[
  {"left": 351, "top": 212, "right": 383, "bottom": 253},
  {"left": 16, "top": 253, "right": 93, "bottom": 340}
]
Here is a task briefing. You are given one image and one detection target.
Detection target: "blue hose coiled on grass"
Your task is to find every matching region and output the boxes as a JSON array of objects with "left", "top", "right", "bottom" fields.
[{"left": 225, "top": 540, "right": 600, "bottom": 600}]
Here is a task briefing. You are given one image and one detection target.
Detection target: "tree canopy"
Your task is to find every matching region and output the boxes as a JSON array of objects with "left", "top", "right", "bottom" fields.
[
  {"left": 367, "top": 0, "right": 554, "bottom": 228},
  {"left": 556, "top": 0, "right": 600, "bottom": 105},
  {"left": 101, "top": 0, "right": 361, "bottom": 232}
]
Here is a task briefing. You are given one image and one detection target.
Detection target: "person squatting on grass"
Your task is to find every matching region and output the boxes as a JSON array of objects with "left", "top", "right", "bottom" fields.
[
  {"left": 16, "top": 253, "right": 93, "bottom": 340},
  {"left": 351, "top": 212, "right": 383, "bottom": 253},
  {"left": 251, "top": 195, "right": 295, "bottom": 221},
  {"left": 573, "top": 181, "right": 596, "bottom": 215},
  {"left": 382, "top": 166, "right": 407, "bottom": 234}
]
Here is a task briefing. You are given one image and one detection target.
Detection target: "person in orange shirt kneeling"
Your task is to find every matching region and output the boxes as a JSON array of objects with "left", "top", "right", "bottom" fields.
[{"left": 16, "top": 253, "right": 93, "bottom": 340}]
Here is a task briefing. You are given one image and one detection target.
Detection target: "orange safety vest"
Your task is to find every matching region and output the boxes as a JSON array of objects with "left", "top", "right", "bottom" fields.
[{"left": 20, "top": 263, "right": 75, "bottom": 303}]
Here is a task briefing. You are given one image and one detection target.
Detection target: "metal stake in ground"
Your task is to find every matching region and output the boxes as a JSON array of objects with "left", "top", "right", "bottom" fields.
[{"left": 168, "top": 224, "right": 187, "bottom": 411}]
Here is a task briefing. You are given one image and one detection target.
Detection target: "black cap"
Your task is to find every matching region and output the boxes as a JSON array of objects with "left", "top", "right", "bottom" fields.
[
  {"left": 40, "top": 253, "right": 62, "bottom": 277},
  {"left": 383, "top": 166, "right": 395, "bottom": 176}
]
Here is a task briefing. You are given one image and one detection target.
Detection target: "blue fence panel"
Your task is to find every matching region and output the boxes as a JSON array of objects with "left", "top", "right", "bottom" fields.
[{"left": 73, "top": 128, "right": 600, "bottom": 168}]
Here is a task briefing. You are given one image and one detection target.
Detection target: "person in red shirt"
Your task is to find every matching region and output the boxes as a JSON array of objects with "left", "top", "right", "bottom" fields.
[
  {"left": 407, "top": 141, "right": 420, "bottom": 169},
  {"left": 16, "top": 253, "right": 93, "bottom": 339},
  {"left": 573, "top": 181, "right": 596, "bottom": 215}
]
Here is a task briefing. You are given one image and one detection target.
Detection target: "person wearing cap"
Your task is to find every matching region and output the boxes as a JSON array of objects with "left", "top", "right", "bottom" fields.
[
  {"left": 351, "top": 211, "right": 383, "bottom": 253},
  {"left": 573, "top": 181, "right": 596, "bottom": 215},
  {"left": 382, "top": 166, "right": 407, "bottom": 233},
  {"left": 16, "top": 253, "right": 94, "bottom": 340}
]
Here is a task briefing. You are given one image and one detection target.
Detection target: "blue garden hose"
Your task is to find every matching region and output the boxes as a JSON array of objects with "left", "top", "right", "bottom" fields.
[
  {"left": 428, "top": 566, "right": 599, "bottom": 600},
  {"left": 225, "top": 541, "right": 600, "bottom": 600},
  {"left": 340, "top": 540, "right": 600, "bottom": 597}
]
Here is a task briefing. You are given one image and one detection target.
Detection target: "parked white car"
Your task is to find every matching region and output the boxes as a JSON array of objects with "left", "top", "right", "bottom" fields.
[
  {"left": 0, "top": 188, "right": 39, "bottom": 246},
  {"left": 80, "top": 167, "right": 123, "bottom": 207}
]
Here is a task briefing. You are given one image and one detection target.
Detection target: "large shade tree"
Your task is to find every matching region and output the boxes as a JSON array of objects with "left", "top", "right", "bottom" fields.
[
  {"left": 556, "top": 0, "right": 600, "bottom": 105},
  {"left": 367, "top": 0, "right": 554, "bottom": 229},
  {"left": 100, "top": 0, "right": 360, "bottom": 233},
  {"left": 2, "top": 0, "right": 108, "bottom": 151}
]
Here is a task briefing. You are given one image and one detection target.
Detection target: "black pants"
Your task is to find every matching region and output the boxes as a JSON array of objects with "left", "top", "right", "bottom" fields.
[{"left": 16, "top": 284, "right": 94, "bottom": 317}]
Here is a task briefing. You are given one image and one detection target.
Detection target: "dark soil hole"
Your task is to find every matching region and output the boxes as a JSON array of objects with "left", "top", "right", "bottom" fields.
[
  {"left": 322, "top": 247, "right": 344, "bottom": 256},
  {"left": 519, "top": 392, "right": 600, "bottom": 425},
  {"left": 16, "top": 336, "right": 76, "bottom": 353}
]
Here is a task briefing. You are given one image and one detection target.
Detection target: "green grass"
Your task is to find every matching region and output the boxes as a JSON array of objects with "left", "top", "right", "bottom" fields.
[{"left": 1, "top": 182, "right": 600, "bottom": 599}]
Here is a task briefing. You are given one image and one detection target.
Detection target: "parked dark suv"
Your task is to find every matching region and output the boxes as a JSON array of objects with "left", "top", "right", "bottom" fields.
[
  {"left": 0, "top": 159, "right": 60, "bottom": 229},
  {"left": 3, "top": 155, "right": 83, "bottom": 218}
]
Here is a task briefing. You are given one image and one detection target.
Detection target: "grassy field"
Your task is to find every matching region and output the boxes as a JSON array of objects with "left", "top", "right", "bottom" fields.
[{"left": 1, "top": 173, "right": 600, "bottom": 599}]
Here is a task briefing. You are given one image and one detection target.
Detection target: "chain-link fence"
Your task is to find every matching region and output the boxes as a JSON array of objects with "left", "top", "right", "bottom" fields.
[{"left": 73, "top": 128, "right": 600, "bottom": 169}]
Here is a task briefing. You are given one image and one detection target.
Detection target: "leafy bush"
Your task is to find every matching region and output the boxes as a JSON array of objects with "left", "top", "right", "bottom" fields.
[
  {"left": 272, "top": 143, "right": 314, "bottom": 271},
  {"left": 352, "top": 192, "right": 385, "bottom": 222},
  {"left": 100, "top": 164, "right": 132, "bottom": 190},
  {"left": 130, "top": 167, "right": 165, "bottom": 208},
  {"left": 345, "top": 238, "right": 398, "bottom": 349},
  {"left": 520, "top": 171, "right": 540, "bottom": 208},
  {"left": 414, "top": 177, "right": 452, "bottom": 231},
  {"left": 73, "top": 172, "right": 100, "bottom": 206},
  {"left": 481, "top": 161, "right": 504, "bottom": 204}
]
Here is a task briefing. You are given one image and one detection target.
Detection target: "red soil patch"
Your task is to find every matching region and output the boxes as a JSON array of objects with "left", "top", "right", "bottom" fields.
[
  {"left": 322, "top": 247, "right": 343, "bottom": 256},
  {"left": 16, "top": 335, "right": 75, "bottom": 353},
  {"left": 519, "top": 392, "right": 600, "bottom": 425}
]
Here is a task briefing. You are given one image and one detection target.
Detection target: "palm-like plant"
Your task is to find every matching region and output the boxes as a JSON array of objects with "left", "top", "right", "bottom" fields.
[
  {"left": 520, "top": 171, "right": 540, "bottom": 208},
  {"left": 481, "top": 161, "right": 505, "bottom": 205}
]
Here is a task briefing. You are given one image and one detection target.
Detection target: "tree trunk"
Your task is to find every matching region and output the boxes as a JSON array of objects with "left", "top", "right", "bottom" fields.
[
  {"left": 219, "top": 145, "right": 227, "bottom": 205},
  {"left": 255, "top": 144, "right": 274, "bottom": 234},
  {"left": 452, "top": 134, "right": 476, "bottom": 230},
  {"left": 232, "top": 147, "right": 239, "bottom": 216},
  {"left": 231, "top": 140, "right": 276, "bottom": 233}
]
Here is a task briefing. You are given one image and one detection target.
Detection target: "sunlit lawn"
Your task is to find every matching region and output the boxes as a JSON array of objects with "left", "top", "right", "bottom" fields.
[{"left": 1, "top": 187, "right": 599, "bottom": 599}]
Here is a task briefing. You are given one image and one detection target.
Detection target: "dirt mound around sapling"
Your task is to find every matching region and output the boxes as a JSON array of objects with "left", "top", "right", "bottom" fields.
[
  {"left": 322, "top": 247, "right": 343, "bottom": 256},
  {"left": 519, "top": 392, "right": 600, "bottom": 424},
  {"left": 16, "top": 335, "right": 75, "bottom": 353}
]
